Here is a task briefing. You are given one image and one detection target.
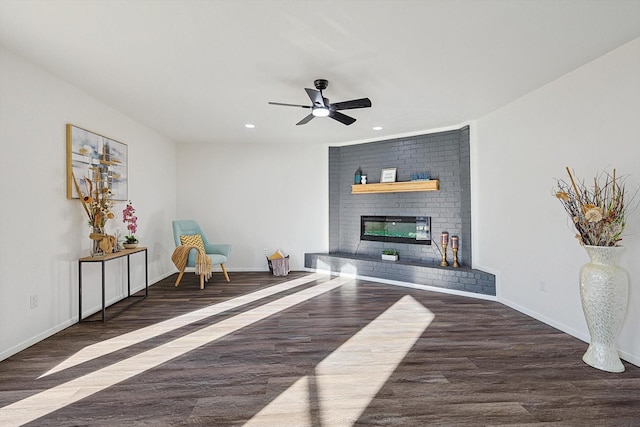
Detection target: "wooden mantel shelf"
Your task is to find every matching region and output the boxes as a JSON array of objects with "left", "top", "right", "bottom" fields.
[{"left": 351, "top": 180, "right": 439, "bottom": 194}]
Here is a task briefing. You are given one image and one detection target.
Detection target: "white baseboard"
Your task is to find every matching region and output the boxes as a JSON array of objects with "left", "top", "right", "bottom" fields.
[
  {"left": 0, "top": 319, "right": 77, "bottom": 362},
  {"left": 499, "top": 296, "right": 639, "bottom": 368},
  {"left": 305, "top": 267, "right": 639, "bottom": 368},
  {"left": 6, "top": 269, "right": 636, "bottom": 369},
  {"left": 0, "top": 271, "right": 172, "bottom": 362}
]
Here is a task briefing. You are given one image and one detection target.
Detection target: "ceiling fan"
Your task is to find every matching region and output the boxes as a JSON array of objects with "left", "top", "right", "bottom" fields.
[{"left": 268, "top": 79, "right": 372, "bottom": 126}]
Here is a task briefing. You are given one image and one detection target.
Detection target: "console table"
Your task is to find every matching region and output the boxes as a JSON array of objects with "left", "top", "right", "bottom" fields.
[{"left": 78, "top": 247, "right": 148, "bottom": 322}]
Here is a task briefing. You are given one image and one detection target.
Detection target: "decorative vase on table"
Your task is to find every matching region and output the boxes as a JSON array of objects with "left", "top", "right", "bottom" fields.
[
  {"left": 90, "top": 226, "right": 105, "bottom": 257},
  {"left": 579, "top": 245, "right": 629, "bottom": 373},
  {"left": 123, "top": 242, "right": 138, "bottom": 249}
]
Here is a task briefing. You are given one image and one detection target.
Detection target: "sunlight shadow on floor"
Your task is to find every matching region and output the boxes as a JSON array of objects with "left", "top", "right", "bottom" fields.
[
  {"left": 244, "top": 295, "right": 434, "bottom": 426},
  {"left": 0, "top": 276, "right": 351, "bottom": 427},
  {"left": 41, "top": 274, "right": 326, "bottom": 378}
]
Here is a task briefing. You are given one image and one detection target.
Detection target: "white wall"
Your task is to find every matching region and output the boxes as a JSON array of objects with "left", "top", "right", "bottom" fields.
[
  {"left": 2, "top": 35, "right": 637, "bottom": 368},
  {"left": 0, "top": 48, "right": 178, "bottom": 360},
  {"left": 175, "top": 142, "right": 329, "bottom": 271},
  {"left": 473, "top": 38, "right": 640, "bottom": 365}
]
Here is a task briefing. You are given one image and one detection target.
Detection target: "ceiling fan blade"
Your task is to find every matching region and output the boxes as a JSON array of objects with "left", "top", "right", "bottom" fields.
[
  {"left": 268, "top": 102, "right": 311, "bottom": 109},
  {"left": 329, "top": 111, "right": 356, "bottom": 125},
  {"left": 296, "top": 114, "right": 315, "bottom": 125},
  {"left": 305, "top": 88, "right": 326, "bottom": 108},
  {"left": 331, "top": 98, "right": 372, "bottom": 110}
]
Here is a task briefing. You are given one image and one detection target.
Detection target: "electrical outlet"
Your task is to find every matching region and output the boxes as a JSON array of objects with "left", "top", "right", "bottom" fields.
[
  {"left": 30, "top": 295, "right": 38, "bottom": 309},
  {"left": 263, "top": 248, "right": 268, "bottom": 256}
]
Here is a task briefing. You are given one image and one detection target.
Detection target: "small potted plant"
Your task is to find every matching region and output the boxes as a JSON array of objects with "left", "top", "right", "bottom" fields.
[
  {"left": 381, "top": 249, "right": 398, "bottom": 261},
  {"left": 122, "top": 201, "right": 139, "bottom": 249}
]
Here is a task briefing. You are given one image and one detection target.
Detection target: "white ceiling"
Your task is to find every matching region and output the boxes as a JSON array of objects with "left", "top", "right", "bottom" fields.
[{"left": 1, "top": 0, "right": 639, "bottom": 146}]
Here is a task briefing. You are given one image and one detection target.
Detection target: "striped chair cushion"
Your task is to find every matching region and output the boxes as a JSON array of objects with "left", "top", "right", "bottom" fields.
[{"left": 179, "top": 234, "right": 205, "bottom": 251}]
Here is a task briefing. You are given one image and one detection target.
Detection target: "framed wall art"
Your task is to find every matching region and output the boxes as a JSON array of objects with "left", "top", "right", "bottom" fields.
[
  {"left": 380, "top": 167, "right": 397, "bottom": 183},
  {"left": 66, "top": 124, "right": 128, "bottom": 200}
]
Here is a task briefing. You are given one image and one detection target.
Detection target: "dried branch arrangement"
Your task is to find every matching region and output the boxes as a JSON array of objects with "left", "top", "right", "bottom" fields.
[{"left": 555, "top": 167, "right": 637, "bottom": 247}]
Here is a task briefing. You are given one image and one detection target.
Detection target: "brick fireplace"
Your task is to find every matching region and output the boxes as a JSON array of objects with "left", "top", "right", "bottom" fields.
[{"left": 305, "top": 126, "right": 496, "bottom": 296}]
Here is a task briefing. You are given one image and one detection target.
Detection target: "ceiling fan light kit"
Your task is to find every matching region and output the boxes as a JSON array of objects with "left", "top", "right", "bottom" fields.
[
  {"left": 312, "top": 108, "right": 330, "bottom": 117},
  {"left": 269, "top": 79, "right": 372, "bottom": 126}
]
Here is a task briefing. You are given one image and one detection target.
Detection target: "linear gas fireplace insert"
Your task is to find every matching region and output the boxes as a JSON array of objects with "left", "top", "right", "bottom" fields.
[{"left": 360, "top": 216, "right": 431, "bottom": 245}]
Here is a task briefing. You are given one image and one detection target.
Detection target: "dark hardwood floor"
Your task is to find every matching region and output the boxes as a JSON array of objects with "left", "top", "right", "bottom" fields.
[{"left": 1, "top": 271, "right": 639, "bottom": 426}]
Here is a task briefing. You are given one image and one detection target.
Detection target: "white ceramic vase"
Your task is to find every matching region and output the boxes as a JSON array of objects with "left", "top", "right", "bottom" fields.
[{"left": 579, "top": 245, "right": 629, "bottom": 373}]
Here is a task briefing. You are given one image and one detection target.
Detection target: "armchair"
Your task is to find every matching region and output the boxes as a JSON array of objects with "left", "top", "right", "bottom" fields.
[{"left": 172, "top": 220, "right": 231, "bottom": 288}]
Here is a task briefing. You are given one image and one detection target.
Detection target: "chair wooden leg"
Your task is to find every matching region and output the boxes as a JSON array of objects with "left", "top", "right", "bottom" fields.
[
  {"left": 200, "top": 273, "right": 205, "bottom": 290},
  {"left": 221, "top": 264, "right": 230, "bottom": 282},
  {"left": 175, "top": 269, "right": 186, "bottom": 287}
]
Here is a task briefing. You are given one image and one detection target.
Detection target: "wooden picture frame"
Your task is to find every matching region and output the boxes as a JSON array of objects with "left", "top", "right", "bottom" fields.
[
  {"left": 380, "top": 167, "right": 397, "bottom": 183},
  {"left": 66, "top": 124, "right": 128, "bottom": 200}
]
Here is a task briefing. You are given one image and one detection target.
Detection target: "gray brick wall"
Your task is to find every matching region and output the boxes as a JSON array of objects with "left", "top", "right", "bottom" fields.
[
  {"left": 459, "top": 126, "right": 472, "bottom": 266},
  {"left": 310, "top": 126, "right": 495, "bottom": 296},
  {"left": 330, "top": 127, "right": 470, "bottom": 265},
  {"left": 328, "top": 147, "right": 341, "bottom": 253}
]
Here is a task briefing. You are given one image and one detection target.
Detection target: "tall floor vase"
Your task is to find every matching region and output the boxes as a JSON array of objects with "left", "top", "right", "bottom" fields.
[{"left": 579, "top": 245, "right": 629, "bottom": 373}]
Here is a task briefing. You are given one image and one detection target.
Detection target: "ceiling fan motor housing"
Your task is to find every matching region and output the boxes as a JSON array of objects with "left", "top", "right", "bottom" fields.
[{"left": 314, "top": 79, "right": 329, "bottom": 91}]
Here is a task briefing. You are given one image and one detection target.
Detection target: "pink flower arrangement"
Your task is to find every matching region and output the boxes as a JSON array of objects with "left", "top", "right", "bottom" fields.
[{"left": 122, "top": 201, "right": 138, "bottom": 243}]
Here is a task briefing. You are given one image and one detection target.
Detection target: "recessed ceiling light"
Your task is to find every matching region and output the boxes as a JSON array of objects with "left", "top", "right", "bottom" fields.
[
  {"left": 245, "top": 123, "right": 255, "bottom": 128},
  {"left": 373, "top": 126, "right": 383, "bottom": 131}
]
